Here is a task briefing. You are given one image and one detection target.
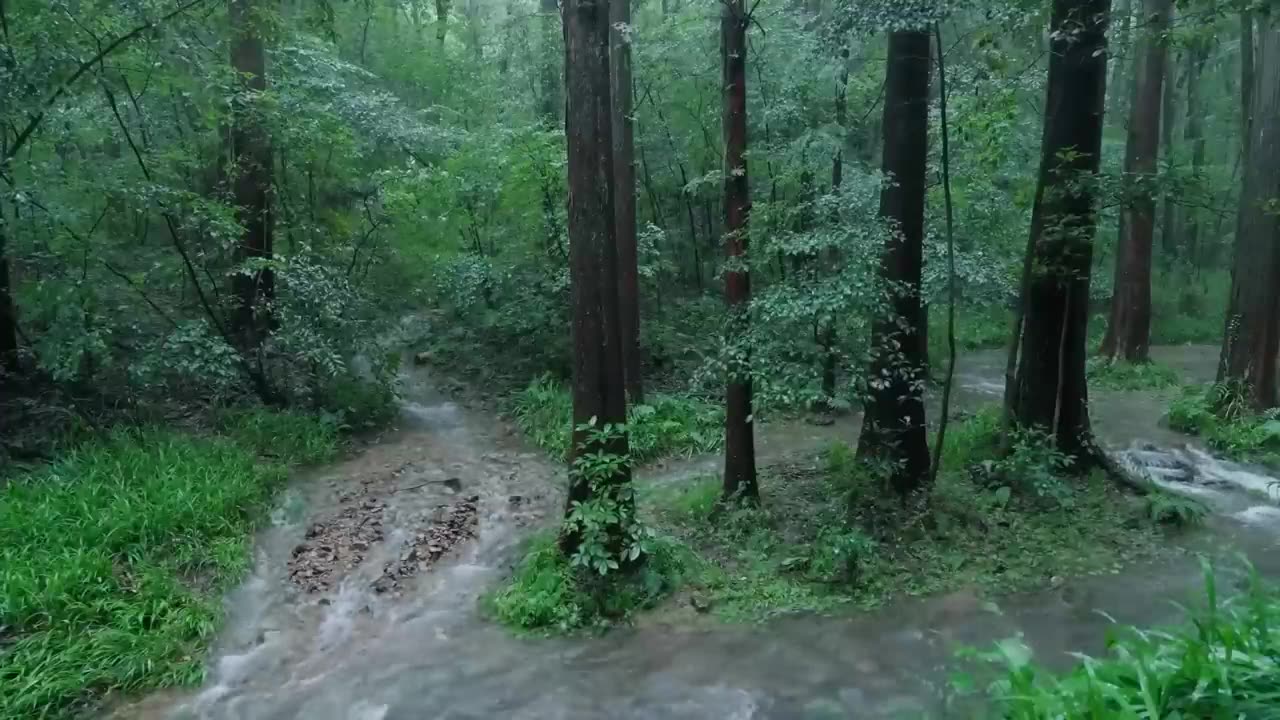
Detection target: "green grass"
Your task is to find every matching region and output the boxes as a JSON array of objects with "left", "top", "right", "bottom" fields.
[
  {"left": 967, "top": 567, "right": 1280, "bottom": 718},
  {"left": 0, "top": 416, "right": 337, "bottom": 719},
  {"left": 218, "top": 407, "right": 341, "bottom": 465},
  {"left": 513, "top": 375, "right": 723, "bottom": 463},
  {"left": 1087, "top": 358, "right": 1181, "bottom": 391},
  {"left": 646, "top": 409, "right": 1165, "bottom": 622},
  {"left": 1168, "top": 384, "right": 1280, "bottom": 467},
  {"left": 483, "top": 532, "right": 689, "bottom": 633}
]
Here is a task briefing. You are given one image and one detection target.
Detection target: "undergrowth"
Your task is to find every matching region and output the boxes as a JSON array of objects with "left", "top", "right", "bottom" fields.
[
  {"left": 647, "top": 408, "right": 1166, "bottom": 622},
  {"left": 0, "top": 417, "right": 337, "bottom": 719},
  {"left": 1086, "top": 358, "right": 1181, "bottom": 391},
  {"left": 1168, "top": 383, "right": 1280, "bottom": 467},
  {"left": 966, "top": 566, "right": 1279, "bottom": 718},
  {"left": 513, "top": 374, "right": 722, "bottom": 462}
]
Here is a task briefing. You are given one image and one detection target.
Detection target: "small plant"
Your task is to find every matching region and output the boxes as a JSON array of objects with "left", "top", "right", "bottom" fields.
[
  {"left": 973, "top": 428, "right": 1075, "bottom": 509},
  {"left": 1167, "top": 384, "right": 1280, "bottom": 466},
  {"left": 1142, "top": 490, "right": 1208, "bottom": 527},
  {"left": 1086, "top": 357, "right": 1180, "bottom": 391}
]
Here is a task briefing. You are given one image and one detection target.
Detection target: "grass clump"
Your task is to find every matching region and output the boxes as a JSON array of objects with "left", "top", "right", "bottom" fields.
[
  {"left": 1086, "top": 358, "right": 1181, "bottom": 391},
  {"left": 0, "top": 416, "right": 336, "bottom": 719},
  {"left": 1168, "top": 383, "right": 1280, "bottom": 466},
  {"left": 649, "top": 408, "right": 1164, "bottom": 622},
  {"left": 484, "top": 532, "right": 689, "bottom": 633},
  {"left": 1, "top": 434, "right": 274, "bottom": 717},
  {"left": 968, "top": 567, "right": 1279, "bottom": 718},
  {"left": 513, "top": 375, "right": 722, "bottom": 463},
  {"left": 219, "top": 407, "right": 341, "bottom": 465}
]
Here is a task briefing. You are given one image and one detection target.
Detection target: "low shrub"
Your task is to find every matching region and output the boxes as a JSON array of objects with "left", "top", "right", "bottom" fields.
[
  {"left": 1086, "top": 358, "right": 1181, "bottom": 391},
  {"left": 1167, "top": 384, "right": 1280, "bottom": 466},
  {"left": 513, "top": 375, "right": 723, "bottom": 463}
]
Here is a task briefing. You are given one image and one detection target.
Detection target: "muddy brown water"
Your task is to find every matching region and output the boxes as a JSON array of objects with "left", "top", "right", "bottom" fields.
[{"left": 112, "top": 346, "right": 1280, "bottom": 720}]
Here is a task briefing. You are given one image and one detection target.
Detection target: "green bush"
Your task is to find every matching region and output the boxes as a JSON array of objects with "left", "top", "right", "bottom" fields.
[
  {"left": 969, "top": 568, "right": 1280, "bottom": 718},
  {"left": 1167, "top": 384, "right": 1280, "bottom": 466},
  {"left": 0, "top": 428, "right": 310, "bottom": 718},
  {"left": 1087, "top": 358, "right": 1181, "bottom": 391},
  {"left": 219, "top": 407, "right": 341, "bottom": 465},
  {"left": 513, "top": 375, "right": 723, "bottom": 463}
]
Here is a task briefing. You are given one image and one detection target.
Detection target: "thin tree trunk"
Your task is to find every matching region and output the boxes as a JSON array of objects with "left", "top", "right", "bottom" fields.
[
  {"left": 1182, "top": 40, "right": 1209, "bottom": 268},
  {"left": 229, "top": 0, "right": 274, "bottom": 346},
  {"left": 1010, "top": 0, "right": 1110, "bottom": 465},
  {"left": 1241, "top": 11, "right": 1255, "bottom": 155},
  {"left": 560, "top": 0, "right": 632, "bottom": 555},
  {"left": 1108, "top": 0, "right": 1133, "bottom": 117},
  {"left": 1159, "top": 38, "right": 1179, "bottom": 259},
  {"left": 820, "top": 39, "right": 850, "bottom": 406},
  {"left": 0, "top": 216, "right": 16, "bottom": 378},
  {"left": 1101, "top": 0, "right": 1169, "bottom": 363},
  {"left": 856, "top": 29, "right": 931, "bottom": 496},
  {"left": 610, "top": 0, "right": 643, "bottom": 403},
  {"left": 721, "top": 0, "right": 757, "bottom": 502},
  {"left": 540, "top": 0, "right": 562, "bottom": 124},
  {"left": 435, "top": 0, "right": 451, "bottom": 44},
  {"left": 1218, "top": 21, "right": 1280, "bottom": 410}
]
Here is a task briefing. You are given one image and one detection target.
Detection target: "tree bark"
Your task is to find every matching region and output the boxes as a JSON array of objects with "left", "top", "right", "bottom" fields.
[
  {"left": 1108, "top": 0, "right": 1132, "bottom": 117},
  {"left": 1218, "top": 21, "right": 1280, "bottom": 410},
  {"left": 229, "top": 0, "right": 274, "bottom": 346},
  {"left": 1101, "top": 0, "right": 1168, "bottom": 363},
  {"left": 435, "top": 0, "right": 451, "bottom": 44},
  {"left": 1009, "top": 0, "right": 1109, "bottom": 465},
  {"left": 541, "top": 0, "right": 563, "bottom": 125},
  {"left": 1241, "top": 11, "right": 1255, "bottom": 156},
  {"left": 611, "top": 0, "right": 642, "bottom": 403},
  {"left": 820, "top": 35, "right": 851, "bottom": 408},
  {"left": 721, "top": 0, "right": 757, "bottom": 502},
  {"left": 560, "top": 0, "right": 633, "bottom": 554},
  {"left": 856, "top": 29, "right": 931, "bottom": 496},
  {"left": 1158, "top": 39, "right": 1179, "bottom": 259}
]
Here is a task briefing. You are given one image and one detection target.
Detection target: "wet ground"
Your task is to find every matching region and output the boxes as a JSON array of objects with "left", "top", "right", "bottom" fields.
[{"left": 112, "top": 346, "right": 1280, "bottom": 720}]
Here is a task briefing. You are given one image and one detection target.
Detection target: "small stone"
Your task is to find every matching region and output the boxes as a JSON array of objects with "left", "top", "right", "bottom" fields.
[{"left": 691, "top": 593, "right": 714, "bottom": 613}]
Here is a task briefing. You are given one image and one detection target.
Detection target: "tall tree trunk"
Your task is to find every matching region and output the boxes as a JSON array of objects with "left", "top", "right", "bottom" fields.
[
  {"left": 229, "top": 0, "right": 274, "bottom": 346},
  {"left": 1241, "top": 11, "right": 1255, "bottom": 156},
  {"left": 541, "top": 0, "right": 563, "bottom": 124},
  {"left": 856, "top": 29, "right": 931, "bottom": 496},
  {"left": 610, "top": 0, "right": 643, "bottom": 403},
  {"left": 1181, "top": 40, "right": 1209, "bottom": 268},
  {"left": 721, "top": 0, "right": 757, "bottom": 502},
  {"left": 1008, "top": 0, "right": 1109, "bottom": 465},
  {"left": 560, "top": 0, "right": 633, "bottom": 555},
  {"left": 1101, "top": 0, "right": 1168, "bottom": 363},
  {"left": 1159, "top": 38, "right": 1179, "bottom": 259},
  {"left": 821, "top": 39, "right": 851, "bottom": 406},
  {"left": 435, "top": 0, "right": 451, "bottom": 44},
  {"left": 1218, "top": 21, "right": 1280, "bottom": 410}
]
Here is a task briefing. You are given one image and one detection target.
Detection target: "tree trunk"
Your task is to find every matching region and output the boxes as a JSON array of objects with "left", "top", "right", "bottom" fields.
[
  {"left": 856, "top": 29, "right": 931, "bottom": 496},
  {"left": 721, "top": 0, "right": 757, "bottom": 502},
  {"left": 1009, "top": 0, "right": 1109, "bottom": 465},
  {"left": 541, "top": 0, "right": 563, "bottom": 125},
  {"left": 1101, "top": 0, "right": 1168, "bottom": 363},
  {"left": 1241, "top": 11, "right": 1255, "bottom": 155},
  {"left": 435, "top": 0, "right": 451, "bottom": 44},
  {"left": 1218, "top": 21, "right": 1280, "bottom": 410},
  {"left": 560, "top": 0, "right": 633, "bottom": 555},
  {"left": 0, "top": 219, "right": 17, "bottom": 379},
  {"left": 820, "top": 40, "right": 851, "bottom": 406},
  {"left": 1181, "top": 41, "right": 1209, "bottom": 268},
  {"left": 610, "top": 0, "right": 643, "bottom": 403},
  {"left": 229, "top": 0, "right": 274, "bottom": 346},
  {"left": 1159, "top": 39, "right": 1179, "bottom": 259}
]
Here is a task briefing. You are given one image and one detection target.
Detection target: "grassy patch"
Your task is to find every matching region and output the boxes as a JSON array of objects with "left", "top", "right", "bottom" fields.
[
  {"left": 483, "top": 532, "right": 689, "bottom": 633},
  {"left": 968, "top": 567, "right": 1279, "bottom": 718},
  {"left": 513, "top": 375, "right": 723, "bottom": 463},
  {"left": 218, "top": 407, "right": 341, "bottom": 465},
  {"left": 1168, "top": 384, "right": 1280, "bottom": 467},
  {"left": 0, "top": 416, "right": 337, "bottom": 719},
  {"left": 647, "top": 409, "right": 1164, "bottom": 622},
  {"left": 1087, "top": 358, "right": 1181, "bottom": 391}
]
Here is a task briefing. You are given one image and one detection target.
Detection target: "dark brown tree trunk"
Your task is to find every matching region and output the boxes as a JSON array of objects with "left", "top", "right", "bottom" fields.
[
  {"left": 541, "top": 0, "right": 562, "bottom": 124},
  {"left": 230, "top": 0, "right": 274, "bottom": 346},
  {"left": 1159, "top": 38, "right": 1179, "bottom": 259},
  {"left": 1008, "top": 0, "right": 1110, "bottom": 465},
  {"left": 1241, "top": 11, "right": 1255, "bottom": 156},
  {"left": 560, "top": 0, "right": 633, "bottom": 554},
  {"left": 856, "top": 29, "right": 931, "bottom": 495},
  {"left": 1218, "top": 22, "right": 1280, "bottom": 410},
  {"left": 610, "top": 0, "right": 643, "bottom": 404},
  {"left": 1101, "top": 0, "right": 1169, "bottom": 363},
  {"left": 1182, "top": 41, "right": 1209, "bottom": 267},
  {"left": 721, "top": 0, "right": 757, "bottom": 502}
]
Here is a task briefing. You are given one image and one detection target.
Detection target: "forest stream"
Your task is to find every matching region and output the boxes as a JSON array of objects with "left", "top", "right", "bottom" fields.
[{"left": 112, "top": 345, "right": 1280, "bottom": 720}]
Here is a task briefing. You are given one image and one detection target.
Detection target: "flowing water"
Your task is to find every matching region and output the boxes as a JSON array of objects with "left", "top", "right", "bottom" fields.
[{"left": 113, "top": 346, "right": 1280, "bottom": 720}]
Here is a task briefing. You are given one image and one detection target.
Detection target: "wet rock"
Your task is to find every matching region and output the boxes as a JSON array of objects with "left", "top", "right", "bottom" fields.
[
  {"left": 442, "top": 477, "right": 463, "bottom": 492},
  {"left": 508, "top": 494, "right": 523, "bottom": 506},
  {"left": 413, "top": 351, "right": 432, "bottom": 365},
  {"left": 371, "top": 495, "right": 480, "bottom": 592},
  {"left": 691, "top": 593, "right": 714, "bottom": 614}
]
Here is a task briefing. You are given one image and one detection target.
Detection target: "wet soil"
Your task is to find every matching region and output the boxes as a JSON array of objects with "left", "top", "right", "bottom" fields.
[{"left": 111, "top": 345, "right": 1280, "bottom": 720}]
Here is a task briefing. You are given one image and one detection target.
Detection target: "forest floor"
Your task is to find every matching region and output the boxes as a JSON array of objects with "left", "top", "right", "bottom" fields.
[{"left": 103, "top": 345, "right": 1280, "bottom": 720}]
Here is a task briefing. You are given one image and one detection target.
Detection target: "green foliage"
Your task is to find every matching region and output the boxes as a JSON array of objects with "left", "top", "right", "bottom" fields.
[
  {"left": 967, "top": 568, "right": 1280, "bottom": 718},
  {"left": 1168, "top": 384, "right": 1280, "bottom": 466},
  {"left": 648, "top": 412, "right": 1160, "bottom": 622},
  {"left": 0, "top": 426, "right": 313, "bottom": 718},
  {"left": 217, "top": 407, "right": 340, "bottom": 465},
  {"left": 512, "top": 375, "right": 722, "bottom": 463},
  {"left": 563, "top": 422, "right": 654, "bottom": 576},
  {"left": 1086, "top": 358, "right": 1181, "bottom": 391},
  {"left": 1142, "top": 491, "right": 1209, "bottom": 528}
]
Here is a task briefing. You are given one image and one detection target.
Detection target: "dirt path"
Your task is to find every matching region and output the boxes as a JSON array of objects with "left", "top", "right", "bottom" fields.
[{"left": 113, "top": 347, "right": 1280, "bottom": 719}]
